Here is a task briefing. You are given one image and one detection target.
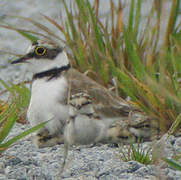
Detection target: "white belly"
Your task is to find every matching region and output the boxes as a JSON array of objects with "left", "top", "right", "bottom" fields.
[{"left": 27, "top": 77, "right": 69, "bottom": 134}]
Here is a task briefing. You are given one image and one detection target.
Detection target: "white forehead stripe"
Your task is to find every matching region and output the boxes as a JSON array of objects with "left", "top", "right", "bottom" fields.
[{"left": 26, "top": 45, "right": 36, "bottom": 53}]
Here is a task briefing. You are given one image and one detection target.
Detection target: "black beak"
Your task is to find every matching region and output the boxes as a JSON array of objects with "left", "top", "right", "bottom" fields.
[{"left": 11, "top": 54, "right": 31, "bottom": 64}]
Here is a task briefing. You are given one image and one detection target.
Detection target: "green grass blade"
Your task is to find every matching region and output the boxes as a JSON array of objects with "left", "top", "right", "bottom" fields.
[
  {"left": 0, "top": 79, "right": 14, "bottom": 96},
  {"left": 0, "top": 121, "right": 47, "bottom": 152},
  {"left": 134, "top": 0, "right": 141, "bottom": 38},
  {"left": 86, "top": 0, "right": 104, "bottom": 53},
  {"left": 17, "top": 31, "right": 38, "bottom": 42},
  {"left": 0, "top": 103, "right": 17, "bottom": 143},
  {"left": 0, "top": 24, "right": 52, "bottom": 41},
  {"left": 0, "top": 103, "right": 14, "bottom": 124},
  {"left": 120, "top": 147, "right": 129, "bottom": 162},
  {"left": 168, "top": 112, "right": 181, "bottom": 135},
  {"left": 163, "top": 158, "right": 181, "bottom": 171},
  {"left": 128, "top": 0, "right": 135, "bottom": 34},
  {"left": 5, "top": 15, "right": 62, "bottom": 41},
  {"left": 123, "top": 27, "right": 145, "bottom": 79},
  {"left": 75, "top": 0, "right": 89, "bottom": 24},
  {"left": 62, "top": 0, "right": 77, "bottom": 40},
  {"left": 10, "top": 83, "right": 30, "bottom": 108},
  {"left": 163, "top": 0, "right": 180, "bottom": 47}
]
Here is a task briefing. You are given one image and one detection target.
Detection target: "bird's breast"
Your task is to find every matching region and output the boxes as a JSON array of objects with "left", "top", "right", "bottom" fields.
[{"left": 27, "top": 76, "right": 69, "bottom": 131}]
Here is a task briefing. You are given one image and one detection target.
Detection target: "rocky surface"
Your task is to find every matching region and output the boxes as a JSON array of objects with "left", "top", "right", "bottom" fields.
[{"left": 0, "top": 123, "right": 181, "bottom": 180}]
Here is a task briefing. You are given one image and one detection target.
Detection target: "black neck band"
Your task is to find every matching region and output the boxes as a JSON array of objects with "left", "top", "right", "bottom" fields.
[{"left": 33, "top": 64, "right": 70, "bottom": 80}]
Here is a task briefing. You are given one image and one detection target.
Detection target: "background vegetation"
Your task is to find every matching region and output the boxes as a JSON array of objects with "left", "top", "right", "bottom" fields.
[{"left": 59, "top": 0, "right": 181, "bottom": 135}]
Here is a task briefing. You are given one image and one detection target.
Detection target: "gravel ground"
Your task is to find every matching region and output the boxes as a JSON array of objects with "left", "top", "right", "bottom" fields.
[
  {"left": 0, "top": 123, "right": 181, "bottom": 180},
  {"left": 0, "top": 1, "right": 181, "bottom": 180}
]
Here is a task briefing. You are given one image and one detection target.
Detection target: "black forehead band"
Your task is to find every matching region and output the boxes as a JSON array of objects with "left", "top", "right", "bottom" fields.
[{"left": 27, "top": 47, "right": 63, "bottom": 60}]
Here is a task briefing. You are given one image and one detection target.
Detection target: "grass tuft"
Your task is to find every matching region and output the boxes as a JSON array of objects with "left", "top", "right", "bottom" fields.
[{"left": 119, "top": 141, "right": 152, "bottom": 165}]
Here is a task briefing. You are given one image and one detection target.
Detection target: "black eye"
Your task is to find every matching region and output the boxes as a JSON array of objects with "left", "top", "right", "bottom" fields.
[{"left": 35, "top": 46, "right": 46, "bottom": 56}]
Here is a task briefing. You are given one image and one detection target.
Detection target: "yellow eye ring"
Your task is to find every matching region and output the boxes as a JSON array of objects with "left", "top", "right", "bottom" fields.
[{"left": 35, "top": 46, "right": 46, "bottom": 56}]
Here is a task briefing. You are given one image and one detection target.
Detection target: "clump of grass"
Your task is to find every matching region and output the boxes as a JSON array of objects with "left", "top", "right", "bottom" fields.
[
  {"left": 0, "top": 80, "right": 46, "bottom": 154},
  {"left": 59, "top": 0, "right": 181, "bottom": 135},
  {"left": 119, "top": 141, "right": 152, "bottom": 165}
]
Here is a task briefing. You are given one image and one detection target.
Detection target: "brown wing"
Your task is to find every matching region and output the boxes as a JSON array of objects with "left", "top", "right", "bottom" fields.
[{"left": 65, "top": 68, "right": 132, "bottom": 118}]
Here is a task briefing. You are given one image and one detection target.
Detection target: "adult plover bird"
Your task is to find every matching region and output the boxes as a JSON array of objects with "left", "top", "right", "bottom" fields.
[{"left": 11, "top": 39, "right": 134, "bottom": 148}]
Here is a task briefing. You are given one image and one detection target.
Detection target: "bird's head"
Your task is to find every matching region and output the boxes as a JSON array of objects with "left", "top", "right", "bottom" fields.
[{"left": 11, "top": 40, "right": 70, "bottom": 74}]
